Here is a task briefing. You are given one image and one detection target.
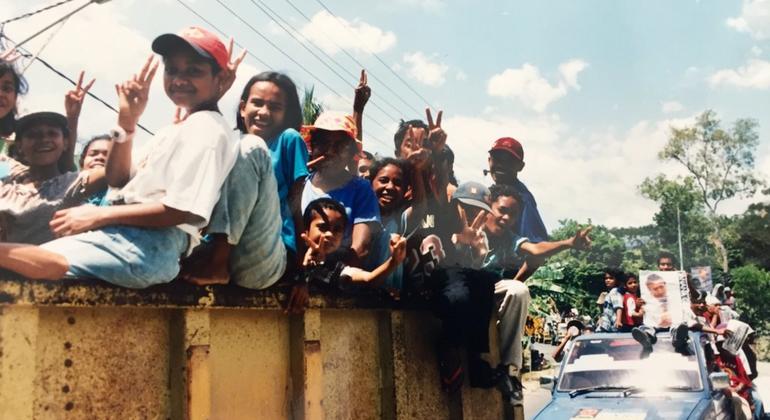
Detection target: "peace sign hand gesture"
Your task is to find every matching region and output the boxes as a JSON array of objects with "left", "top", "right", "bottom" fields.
[
  {"left": 301, "top": 233, "right": 328, "bottom": 268},
  {"left": 452, "top": 208, "right": 489, "bottom": 257},
  {"left": 354, "top": 69, "right": 371, "bottom": 112},
  {"left": 116, "top": 55, "right": 158, "bottom": 133},
  {"left": 425, "top": 108, "right": 447, "bottom": 152},
  {"left": 216, "top": 38, "right": 247, "bottom": 101},
  {"left": 64, "top": 71, "right": 95, "bottom": 121}
]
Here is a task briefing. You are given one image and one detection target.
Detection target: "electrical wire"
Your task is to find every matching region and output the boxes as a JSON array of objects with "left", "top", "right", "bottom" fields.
[
  {"left": 1, "top": 0, "right": 78, "bottom": 25},
  {"left": 312, "top": 0, "right": 437, "bottom": 112},
  {"left": 283, "top": 0, "right": 424, "bottom": 118},
  {"left": 21, "top": 16, "right": 69, "bottom": 74}
]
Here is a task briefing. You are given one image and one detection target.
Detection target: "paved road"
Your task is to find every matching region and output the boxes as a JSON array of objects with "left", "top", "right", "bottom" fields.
[{"left": 522, "top": 343, "right": 770, "bottom": 419}]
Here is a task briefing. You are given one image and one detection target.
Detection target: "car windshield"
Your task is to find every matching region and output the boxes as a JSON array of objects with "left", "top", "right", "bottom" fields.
[{"left": 557, "top": 336, "right": 703, "bottom": 393}]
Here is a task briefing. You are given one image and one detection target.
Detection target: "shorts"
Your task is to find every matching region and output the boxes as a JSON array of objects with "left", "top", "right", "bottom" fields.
[{"left": 40, "top": 225, "right": 189, "bottom": 289}]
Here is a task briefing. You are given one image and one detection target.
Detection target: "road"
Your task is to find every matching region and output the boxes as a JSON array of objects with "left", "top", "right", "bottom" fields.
[{"left": 522, "top": 342, "right": 770, "bottom": 419}]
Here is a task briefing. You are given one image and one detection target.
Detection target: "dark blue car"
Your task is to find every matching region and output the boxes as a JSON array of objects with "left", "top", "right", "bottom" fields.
[{"left": 534, "top": 332, "right": 732, "bottom": 420}]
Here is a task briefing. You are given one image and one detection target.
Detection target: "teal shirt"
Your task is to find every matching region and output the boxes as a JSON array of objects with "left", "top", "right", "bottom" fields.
[{"left": 266, "top": 128, "right": 308, "bottom": 252}]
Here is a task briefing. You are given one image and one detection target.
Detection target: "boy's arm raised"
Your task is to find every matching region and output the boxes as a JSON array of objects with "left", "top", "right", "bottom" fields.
[
  {"left": 107, "top": 56, "right": 157, "bottom": 187},
  {"left": 345, "top": 235, "right": 406, "bottom": 286},
  {"left": 519, "top": 226, "right": 592, "bottom": 259}
]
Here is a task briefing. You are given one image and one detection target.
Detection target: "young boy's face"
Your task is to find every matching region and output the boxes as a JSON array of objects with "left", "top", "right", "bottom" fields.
[
  {"left": 604, "top": 273, "right": 617, "bottom": 289},
  {"left": 485, "top": 194, "right": 520, "bottom": 236},
  {"left": 625, "top": 277, "right": 639, "bottom": 293},
  {"left": 657, "top": 257, "right": 674, "bottom": 271},
  {"left": 18, "top": 122, "right": 65, "bottom": 167},
  {"left": 487, "top": 151, "right": 524, "bottom": 185},
  {"left": 163, "top": 50, "right": 221, "bottom": 110},
  {"left": 306, "top": 207, "right": 345, "bottom": 254},
  {"left": 372, "top": 163, "right": 405, "bottom": 213}
]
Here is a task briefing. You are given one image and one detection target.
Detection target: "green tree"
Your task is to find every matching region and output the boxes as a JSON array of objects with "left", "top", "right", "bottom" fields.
[
  {"left": 732, "top": 201, "right": 770, "bottom": 270},
  {"left": 651, "top": 110, "right": 764, "bottom": 272},
  {"left": 639, "top": 175, "right": 715, "bottom": 267},
  {"left": 302, "top": 86, "right": 324, "bottom": 125},
  {"left": 731, "top": 265, "right": 770, "bottom": 333}
]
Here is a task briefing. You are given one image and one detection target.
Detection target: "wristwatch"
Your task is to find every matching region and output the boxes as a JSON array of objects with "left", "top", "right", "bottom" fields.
[{"left": 109, "top": 126, "right": 129, "bottom": 144}]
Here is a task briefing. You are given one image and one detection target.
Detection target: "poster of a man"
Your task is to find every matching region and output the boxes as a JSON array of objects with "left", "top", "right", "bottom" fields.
[
  {"left": 639, "top": 270, "right": 689, "bottom": 329},
  {"left": 690, "top": 266, "right": 713, "bottom": 293}
]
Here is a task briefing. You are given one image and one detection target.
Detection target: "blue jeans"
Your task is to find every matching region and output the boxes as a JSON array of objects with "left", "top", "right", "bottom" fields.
[{"left": 40, "top": 225, "right": 188, "bottom": 288}]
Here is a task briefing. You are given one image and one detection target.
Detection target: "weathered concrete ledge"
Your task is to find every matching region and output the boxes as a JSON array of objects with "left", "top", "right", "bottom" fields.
[{"left": 0, "top": 275, "right": 416, "bottom": 310}]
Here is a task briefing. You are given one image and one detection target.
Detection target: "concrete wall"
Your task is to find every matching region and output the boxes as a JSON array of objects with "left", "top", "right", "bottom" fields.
[{"left": 0, "top": 278, "right": 505, "bottom": 420}]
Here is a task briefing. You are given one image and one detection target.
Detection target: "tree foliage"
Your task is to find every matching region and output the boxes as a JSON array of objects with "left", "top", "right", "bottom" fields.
[
  {"left": 302, "top": 86, "right": 324, "bottom": 125},
  {"left": 730, "top": 265, "right": 770, "bottom": 333}
]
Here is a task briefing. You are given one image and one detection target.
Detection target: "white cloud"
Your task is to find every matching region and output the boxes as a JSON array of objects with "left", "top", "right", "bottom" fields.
[
  {"left": 487, "top": 59, "right": 588, "bottom": 112},
  {"left": 299, "top": 11, "right": 396, "bottom": 55},
  {"left": 442, "top": 112, "right": 701, "bottom": 228},
  {"left": 708, "top": 59, "right": 770, "bottom": 89},
  {"left": 726, "top": 0, "right": 770, "bottom": 39},
  {"left": 661, "top": 101, "right": 684, "bottom": 113},
  {"left": 402, "top": 52, "right": 448, "bottom": 87},
  {"left": 752, "top": 45, "right": 763, "bottom": 56},
  {"left": 558, "top": 59, "right": 589, "bottom": 90},
  {"left": 455, "top": 70, "right": 468, "bottom": 81}
]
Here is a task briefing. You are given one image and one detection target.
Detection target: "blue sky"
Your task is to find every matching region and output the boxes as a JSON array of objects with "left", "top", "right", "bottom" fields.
[{"left": 2, "top": 0, "right": 769, "bottom": 229}]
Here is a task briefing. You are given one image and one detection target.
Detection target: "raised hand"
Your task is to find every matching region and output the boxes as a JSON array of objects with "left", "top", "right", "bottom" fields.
[
  {"left": 353, "top": 69, "right": 371, "bottom": 112},
  {"left": 0, "top": 48, "right": 22, "bottom": 63},
  {"left": 425, "top": 108, "right": 447, "bottom": 152},
  {"left": 571, "top": 226, "right": 593, "bottom": 251},
  {"left": 64, "top": 71, "right": 95, "bottom": 120},
  {"left": 389, "top": 234, "right": 407, "bottom": 264},
  {"left": 452, "top": 208, "right": 489, "bottom": 258},
  {"left": 300, "top": 232, "right": 327, "bottom": 268},
  {"left": 403, "top": 125, "right": 431, "bottom": 170},
  {"left": 115, "top": 55, "right": 158, "bottom": 133},
  {"left": 217, "top": 38, "right": 247, "bottom": 100}
]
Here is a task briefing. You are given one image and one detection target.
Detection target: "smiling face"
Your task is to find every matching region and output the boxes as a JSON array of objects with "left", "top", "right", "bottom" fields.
[
  {"left": 372, "top": 163, "right": 406, "bottom": 214},
  {"left": 0, "top": 72, "right": 18, "bottom": 120},
  {"left": 81, "top": 139, "right": 112, "bottom": 170},
  {"left": 239, "top": 81, "right": 286, "bottom": 140},
  {"left": 306, "top": 207, "right": 345, "bottom": 254},
  {"left": 163, "top": 50, "right": 221, "bottom": 110},
  {"left": 485, "top": 194, "right": 520, "bottom": 236},
  {"left": 18, "top": 122, "right": 66, "bottom": 168},
  {"left": 487, "top": 150, "right": 524, "bottom": 185}
]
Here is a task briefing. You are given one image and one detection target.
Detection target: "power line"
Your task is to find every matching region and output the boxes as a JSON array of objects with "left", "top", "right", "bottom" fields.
[
  {"left": 313, "top": 0, "right": 437, "bottom": 113},
  {"left": 253, "top": 0, "right": 404, "bottom": 122},
  {"left": 12, "top": 0, "right": 102, "bottom": 50},
  {"left": 283, "top": 0, "right": 424, "bottom": 118},
  {"left": 206, "top": 0, "right": 392, "bottom": 148},
  {"left": 1, "top": 0, "right": 77, "bottom": 25},
  {"left": 1, "top": 34, "right": 154, "bottom": 135}
]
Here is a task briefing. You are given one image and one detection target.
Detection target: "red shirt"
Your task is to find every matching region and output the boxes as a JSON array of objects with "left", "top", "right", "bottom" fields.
[{"left": 622, "top": 292, "right": 643, "bottom": 327}]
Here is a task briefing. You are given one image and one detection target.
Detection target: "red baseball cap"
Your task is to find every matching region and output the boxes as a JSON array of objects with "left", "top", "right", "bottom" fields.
[
  {"left": 152, "top": 26, "right": 228, "bottom": 71},
  {"left": 489, "top": 137, "right": 524, "bottom": 162}
]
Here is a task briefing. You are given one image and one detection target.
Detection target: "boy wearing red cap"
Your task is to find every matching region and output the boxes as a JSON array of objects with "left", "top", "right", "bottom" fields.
[{"left": 0, "top": 27, "right": 247, "bottom": 288}]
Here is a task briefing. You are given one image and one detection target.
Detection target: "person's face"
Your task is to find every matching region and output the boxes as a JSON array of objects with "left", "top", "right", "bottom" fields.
[
  {"left": 357, "top": 156, "right": 373, "bottom": 178},
  {"left": 485, "top": 195, "right": 520, "bottom": 236},
  {"left": 625, "top": 278, "right": 639, "bottom": 293},
  {"left": 81, "top": 139, "right": 112, "bottom": 170},
  {"left": 372, "top": 164, "right": 405, "bottom": 213},
  {"left": 604, "top": 273, "right": 617, "bottom": 289},
  {"left": 658, "top": 257, "right": 674, "bottom": 271},
  {"left": 239, "top": 81, "right": 286, "bottom": 140},
  {"left": 397, "top": 127, "right": 429, "bottom": 159},
  {"left": 0, "top": 72, "right": 18, "bottom": 120},
  {"left": 163, "top": 51, "right": 221, "bottom": 110},
  {"left": 311, "top": 131, "right": 355, "bottom": 170},
  {"left": 18, "top": 123, "right": 65, "bottom": 167},
  {"left": 648, "top": 280, "right": 667, "bottom": 299},
  {"left": 306, "top": 207, "right": 345, "bottom": 254},
  {"left": 487, "top": 151, "right": 524, "bottom": 185}
]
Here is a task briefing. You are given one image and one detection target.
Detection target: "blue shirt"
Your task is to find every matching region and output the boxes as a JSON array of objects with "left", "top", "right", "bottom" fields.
[
  {"left": 513, "top": 179, "right": 548, "bottom": 243},
  {"left": 368, "top": 209, "right": 407, "bottom": 290},
  {"left": 301, "top": 173, "right": 381, "bottom": 246},
  {"left": 481, "top": 231, "right": 529, "bottom": 279},
  {"left": 266, "top": 128, "right": 309, "bottom": 252}
]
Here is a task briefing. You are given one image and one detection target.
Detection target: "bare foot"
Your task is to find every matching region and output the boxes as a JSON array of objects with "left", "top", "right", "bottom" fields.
[{"left": 179, "top": 234, "right": 232, "bottom": 286}]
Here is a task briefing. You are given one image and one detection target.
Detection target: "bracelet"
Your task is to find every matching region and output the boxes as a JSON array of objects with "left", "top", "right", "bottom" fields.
[{"left": 109, "top": 126, "right": 132, "bottom": 144}]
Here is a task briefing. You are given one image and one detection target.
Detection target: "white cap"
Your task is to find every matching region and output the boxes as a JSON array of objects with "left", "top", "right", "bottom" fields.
[{"left": 705, "top": 295, "right": 720, "bottom": 305}]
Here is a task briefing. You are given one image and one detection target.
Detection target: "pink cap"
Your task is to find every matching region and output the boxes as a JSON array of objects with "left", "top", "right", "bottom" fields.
[{"left": 152, "top": 26, "right": 228, "bottom": 71}]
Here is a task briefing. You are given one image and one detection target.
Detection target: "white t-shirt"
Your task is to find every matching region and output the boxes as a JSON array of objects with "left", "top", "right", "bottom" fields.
[{"left": 109, "top": 111, "right": 238, "bottom": 249}]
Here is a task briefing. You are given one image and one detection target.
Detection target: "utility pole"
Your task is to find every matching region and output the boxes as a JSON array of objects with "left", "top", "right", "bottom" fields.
[{"left": 677, "top": 204, "right": 684, "bottom": 270}]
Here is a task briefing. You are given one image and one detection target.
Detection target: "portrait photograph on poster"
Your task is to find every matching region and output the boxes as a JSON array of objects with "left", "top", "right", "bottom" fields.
[
  {"left": 690, "top": 266, "right": 713, "bottom": 293},
  {"left": 639, "top": 270, "right": 690, "bottom": 329}
]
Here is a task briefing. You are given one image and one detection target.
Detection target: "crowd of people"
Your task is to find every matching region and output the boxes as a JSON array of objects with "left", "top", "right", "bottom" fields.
[
  {"left": 0, "top": 26, "right": 762, "bottom": 415},
  {"left": 550, "top": 252, "right": 765, "bottom": 420}
]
